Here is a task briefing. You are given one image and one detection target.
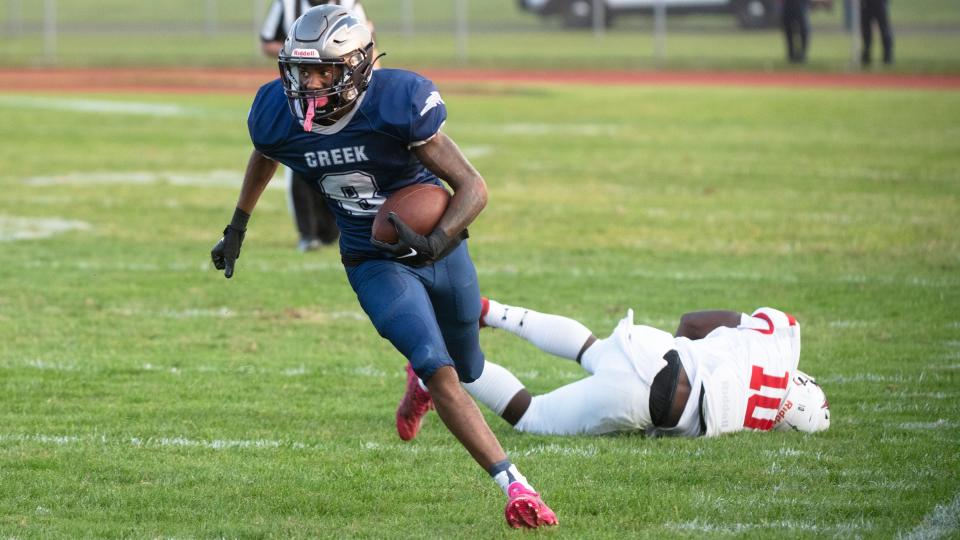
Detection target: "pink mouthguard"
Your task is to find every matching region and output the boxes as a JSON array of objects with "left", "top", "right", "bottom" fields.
[{"left": 302, "top": 96, "right": 329, "bottom": 131}]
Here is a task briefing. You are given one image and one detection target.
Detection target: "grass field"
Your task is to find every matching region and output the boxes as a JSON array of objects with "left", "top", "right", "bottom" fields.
[
  {"left": 0, "top": 79, "right": 959, "bottom": 538},
  {"left": 1, "top": 0, "right": 960, "bottom": 73}
]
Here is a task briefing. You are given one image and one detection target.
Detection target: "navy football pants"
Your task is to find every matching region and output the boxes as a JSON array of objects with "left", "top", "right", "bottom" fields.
[{"left": 345, "top": 242, "right": 484, "bottom": 383}]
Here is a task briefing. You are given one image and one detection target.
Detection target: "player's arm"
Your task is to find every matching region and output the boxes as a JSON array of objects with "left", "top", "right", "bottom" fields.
[
  {"left": 236, "top": 148, "right": 279, "bottom": 214},
  {"left": 375, "top": 131, "right": 487, "bottom": 264},
  {"left": 674, "top": 310, "right": 741, "bottom": 340},
  {"left": 413, "top": 131, "right": 487, "bottom": 237},
  {"left": 259, "top": 0, "right": 285, "bottom": 59},
  {"left": 211, "top": 149, "right": 278, "bottom": 278},
  {"left": 261, "top": 40, "right": 283, "bottom": 58}
]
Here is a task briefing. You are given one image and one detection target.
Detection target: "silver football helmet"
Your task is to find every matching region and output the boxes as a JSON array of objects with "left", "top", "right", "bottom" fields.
[
  {"left": 773, "top": 370, "right": 831, "bottom": 433},
  {"left": 278, "top": 5, "right": 375, "bottom": 127}
]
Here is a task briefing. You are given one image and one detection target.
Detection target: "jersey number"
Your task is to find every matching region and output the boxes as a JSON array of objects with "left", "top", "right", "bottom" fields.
[
  {"left": 317, "top": 171, "right": 384, "bottom": 216},
  {"left": 742, "top": 365, "right": 789, "bottom": 431}
]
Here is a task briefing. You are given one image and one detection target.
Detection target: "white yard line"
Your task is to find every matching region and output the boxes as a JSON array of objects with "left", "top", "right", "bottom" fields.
[
  {"left": 0, "top": 431, "right": 657, "bottom": 460},
  {"left": 0, "top": 434, "right": 81, "bottom": 445},
  {"left": 476, "top": 265, "right": 959, "bottom": 289},
  {"left": 0, "top": 215, "right": 90, "bottom": 241},
  {"left": 819, "top": 373, "right": 912, "bottom": 385},
  {"left": 22, "top": 170, "right": 282, "bottom": 189},
  {"left": 0, "top": 432, "right": 623, "bottom": 458},
  {"left": 107, "top": 306, "right": 365, "bottom": 321},
  {"left": 129, "top": 437, "right": 284, "bottom": 450},
  {"left": 898, "top": 419, "right": 959, "bottom": 430},
  {"left": 669, "top": 518, "right": 874, "bottom": 534},
  {"left": 2, "top": 359, "right": 372, "bottom": 377},
  {"left": 512, "top": 443, "right": 599, "bottom": 458},
  {"left": 900, "top": 492, "right": 960, "bottom": 540},
  {"left": 459, "top": 145, "right": 493, "bottom": 159},
  {"left": 22, "top": 359, "right": 79, "bottom": 371},
  {"left": 2, "top": 357, "right": 577, "bottom": 384},
  {"left": 16, "top": 259, "right": 345, "bottom": 273},
  {"left": 459, "top": 123, "right": 622, "bottom": 137},
  {"left": 0, "top": 95, "right": 195, "bottom": 117}
]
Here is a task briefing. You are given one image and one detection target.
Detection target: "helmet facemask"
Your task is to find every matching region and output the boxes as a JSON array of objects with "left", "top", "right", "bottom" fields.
[{"left": 277, "top": 5, "right": 375, "bottom": 130}]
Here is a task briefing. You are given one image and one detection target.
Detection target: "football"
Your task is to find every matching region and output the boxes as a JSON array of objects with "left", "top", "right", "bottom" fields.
[{"left": 372, "top": 183, "right": 450, "bottom": 244}]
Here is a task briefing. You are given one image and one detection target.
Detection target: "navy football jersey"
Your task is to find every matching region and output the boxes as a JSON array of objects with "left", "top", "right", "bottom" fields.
[{"left": 247, "top": 68, "right": 448, "bottom": 258}]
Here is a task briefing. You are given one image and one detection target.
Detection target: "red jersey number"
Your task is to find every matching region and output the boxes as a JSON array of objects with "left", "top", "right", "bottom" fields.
[{"left": 743, "top": 365, "right": 789, "bottom": 431}]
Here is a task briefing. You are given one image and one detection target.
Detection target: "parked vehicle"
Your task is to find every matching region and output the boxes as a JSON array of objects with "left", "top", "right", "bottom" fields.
[{"left": 518, "top": 0, "right": 833, "bottom": 29}]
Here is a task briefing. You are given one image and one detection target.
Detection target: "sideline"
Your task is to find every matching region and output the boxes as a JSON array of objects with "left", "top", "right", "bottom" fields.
[{"left": 1, "top": 67, "right": 959, "bottom": 94}]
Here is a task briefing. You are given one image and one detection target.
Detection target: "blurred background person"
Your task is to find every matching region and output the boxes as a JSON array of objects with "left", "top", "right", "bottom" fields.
[
  {"left": 860, "top": 0, "right": 894, "bottom": 65},
  {"left": 843, "top": 0, "right": 854, "bottom": 30},
  {"left": 782, "top": 0, "right": 810, "bottom": 63},
  {"left": 260, "top": 0, "right": 380, "bottom": 251}
]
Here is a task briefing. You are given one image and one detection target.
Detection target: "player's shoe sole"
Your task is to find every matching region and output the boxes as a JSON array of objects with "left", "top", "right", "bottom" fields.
[
  {"left": 479, "top": 296, "right": 490, "bottom": 328},
  {"left": 504, "top": 482, "right": 558, "bottom": 529},
  {"left": 396, "top": 363, "right": 433, "bottom": 441}
]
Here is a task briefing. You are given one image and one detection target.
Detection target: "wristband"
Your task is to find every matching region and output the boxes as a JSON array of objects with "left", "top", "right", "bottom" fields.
[{"left": 230, "top": 207, "right": 250, "bottom": 231}]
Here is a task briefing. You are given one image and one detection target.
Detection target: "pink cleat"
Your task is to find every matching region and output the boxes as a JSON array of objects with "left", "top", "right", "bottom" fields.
[
  {"left": 479, "top": 296, "right": 490, "bottom": 329},
  {"left": 504, "top": 482, "right": 558, "bottom": 529},
  {"left": 396, "top": 364, "right": 433, "bottom": 441}
]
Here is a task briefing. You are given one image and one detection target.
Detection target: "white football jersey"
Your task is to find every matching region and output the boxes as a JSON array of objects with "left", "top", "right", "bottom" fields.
[
  {"left": 674, "top": 307, "right": 801, "bottom": 437},
  {"left": 515, "top": 307, "right": 802, "bottom": 438}
]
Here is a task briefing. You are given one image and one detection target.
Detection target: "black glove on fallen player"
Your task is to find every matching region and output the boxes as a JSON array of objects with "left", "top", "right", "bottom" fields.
[
  {"left": 211, "top": 208, "right": 249, "bottom": 279},
  {"left": 370, "top": 212, "right": 465, "bottom": 267}
]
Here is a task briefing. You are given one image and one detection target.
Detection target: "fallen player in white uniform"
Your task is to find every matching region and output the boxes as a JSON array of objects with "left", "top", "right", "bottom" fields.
[{"left": 396, "top": 298, "right": 830, "bottom": 440}]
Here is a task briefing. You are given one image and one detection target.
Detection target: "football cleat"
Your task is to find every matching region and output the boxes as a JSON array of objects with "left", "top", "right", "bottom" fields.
[
  {"left": 298, "top": 238, "right": 323, "bottom": 252},
  {"left": 479, "top": 296, "right": 490, "bottom": 329},
  {"left": 396, "top": 364, "right": 433, "bottom": 441},
  {"left": 504, "top": 482, "right": 558, "bottom": 529}
]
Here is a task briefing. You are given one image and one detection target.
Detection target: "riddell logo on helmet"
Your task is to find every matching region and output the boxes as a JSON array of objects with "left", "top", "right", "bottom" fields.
[
  {"left": 292, "top": 49, "right": 320, "bottom": 58},
  {"left": 774, "top": 400, "right": 793, "bottom": 425}
]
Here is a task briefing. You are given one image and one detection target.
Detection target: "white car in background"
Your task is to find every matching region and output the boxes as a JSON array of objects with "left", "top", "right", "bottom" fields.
[{"left": 518, "top": 0, "right": 833, "bottom": 29}]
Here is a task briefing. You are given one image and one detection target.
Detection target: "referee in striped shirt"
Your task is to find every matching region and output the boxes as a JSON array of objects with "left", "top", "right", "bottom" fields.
[{"left": 260, "top": 0, "right": 378, "bottom": 252}]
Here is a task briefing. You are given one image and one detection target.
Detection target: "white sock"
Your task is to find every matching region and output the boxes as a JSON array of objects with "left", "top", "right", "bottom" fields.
[
  {"left": 483, "top": 299, "right": 593, "bottom": 361},
  {"left": 463, "top": 361, "right": 525, "bottom": 415},
  {"left": 489, "top": 460, "right": 533, "bottom": 495}
]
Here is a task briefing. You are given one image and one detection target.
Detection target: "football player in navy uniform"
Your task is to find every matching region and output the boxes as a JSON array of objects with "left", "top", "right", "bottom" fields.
[
  {"left": 211, "top": 5, "right": 557, "bottom": 529},
  {"left": 260, "top": 0, "right": 380, "bottom": 252}
]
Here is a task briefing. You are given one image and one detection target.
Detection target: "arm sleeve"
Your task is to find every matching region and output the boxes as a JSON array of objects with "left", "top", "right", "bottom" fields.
[
  {"left": 260, "top": 0, "right": 286, "bottom": 42},
  {"left": 740, "top": 307, "right": 798, "bottom": 334}
]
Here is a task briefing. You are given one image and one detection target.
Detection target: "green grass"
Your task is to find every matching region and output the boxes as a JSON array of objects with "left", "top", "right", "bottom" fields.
[
  {"left": 0, "top": 80, "right": 959, "bottom": 537},
  {"left": 1, "top": 0, "right": 959, "bottom": 72}
]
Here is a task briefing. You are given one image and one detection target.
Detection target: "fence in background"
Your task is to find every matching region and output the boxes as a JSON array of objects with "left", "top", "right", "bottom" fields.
[{"left": 1, "top": 0, "right": 955, "bottom": 71}]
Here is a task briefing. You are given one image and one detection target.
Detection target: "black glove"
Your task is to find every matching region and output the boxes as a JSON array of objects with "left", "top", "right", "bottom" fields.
[
  {"left": 211, "top": 208, "right": 249, "bottom": 279},
  {"left": 370, "top": 212, "right": 466, "bottom": 267}
]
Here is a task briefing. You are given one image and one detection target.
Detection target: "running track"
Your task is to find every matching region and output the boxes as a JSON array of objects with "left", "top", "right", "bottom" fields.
[{"left": 1, "top": 67, "right": 959, "bottom": 93}]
